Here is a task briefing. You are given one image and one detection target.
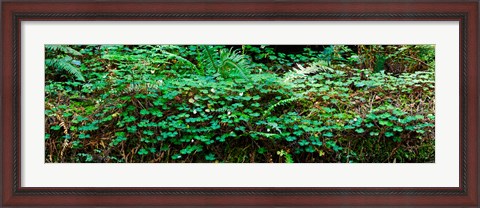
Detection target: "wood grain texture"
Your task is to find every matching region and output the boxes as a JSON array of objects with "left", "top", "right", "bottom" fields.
[{"left": 1, "top": 0, "right": 478, "bottom": 206}]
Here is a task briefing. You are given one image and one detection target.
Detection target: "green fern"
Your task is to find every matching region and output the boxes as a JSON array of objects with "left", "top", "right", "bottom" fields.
[
  {"left": 374, "top": 54, "right": 387, "bottom": 73},
  {"left": 45, "top": 45, "right": 82, "bottom": 56},
  {"left": 249, "top": 131, "right": 280, "bottom": 139},
  {"left": 161, "top": 50, "right": 198, "bottom": 72},
  {"left": 199, "top": 45, "right": 219, "bottom": 74},
  {"left": 199, "top": 46, "right": 251, "bottom": 79},
  {"left": 292, "top": 60, "right": 333, "bottom": 75},
  {"left": 45, "top": 56, "right": 85, "bottom": 81},
  {"left": 217, "top": 48, "right": 251, "bottom": 79},
  {"left": 284, "top": 153, "right": 294, "bottom": 163},
  {"left": 277, "top": 150, "right": 294, "bottom": 163},
  {"left": 263, "top": 96, "right": 300, "bottom": 116},
  {"left": 45, "top": 45, "right": 85, "bottom": 81}
]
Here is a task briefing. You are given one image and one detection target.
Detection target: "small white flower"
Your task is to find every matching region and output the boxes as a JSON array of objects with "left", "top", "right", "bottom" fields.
[
  {"left": 150, "top": 70, "right": 154, "bottom": 74},
  {"left": 227, "top": 111, "right": 231, "bottom": 115},
  {"left": 366, "top": 74, "right": 369, "bottom": 77},
  {"left": 191, "top": 139, "right": 194, "bottom": 143},
  {"left": 267, "top": 129, "right": 270, "bottom": 132},
  {"left": 239, "top": 92, "right": 244, "bottom": 96},
  {"left": 193, "top": 109, "right": 197, "bottom": 114},
  {"left": 354, "top": 118, "right": 357, "bottom": 121},
  {"left": 210, "top": 88, "right": 215, "bottom": 93},
  {"left": 336, "top": 120, "right": 340, "bottom": 122}
]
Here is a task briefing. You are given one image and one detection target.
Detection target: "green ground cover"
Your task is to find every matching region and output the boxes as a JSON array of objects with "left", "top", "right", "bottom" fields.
[{"left": 45, "top": 45, "right": 435, "bottom": 163}]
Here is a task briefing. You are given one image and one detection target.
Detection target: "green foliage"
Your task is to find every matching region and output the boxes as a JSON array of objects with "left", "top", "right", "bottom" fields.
[
  {"left": 277, "top": 150, "right": 294, "bottom": 163},
  {"left": 46, "top": 45, "right": 82, "bottom": 56},
  {"left": 45, "top": 45, "right": 85, "bottom": 81},
  {"left": 198, "top": 46, "right": 252, "bottom": 78},
  {"left": 45, "top": 45, "right": 435, "bottom": 163},
  {"left": 374, "top": 55, "right": 387, "bottom": 73}
]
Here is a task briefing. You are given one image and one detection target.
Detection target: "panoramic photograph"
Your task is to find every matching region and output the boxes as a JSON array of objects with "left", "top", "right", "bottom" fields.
[{"left": 45, "top": 44, "right": 435, "bottom": 163}]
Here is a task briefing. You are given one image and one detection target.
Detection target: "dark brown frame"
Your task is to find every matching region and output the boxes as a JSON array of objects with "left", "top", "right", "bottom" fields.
[{"left": 1, "top": 0, "right": 478, "bottom": 207}]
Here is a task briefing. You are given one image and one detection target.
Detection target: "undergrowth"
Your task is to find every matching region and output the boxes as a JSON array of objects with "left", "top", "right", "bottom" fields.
[{"left": 45, "top": 45, "right": 435, "bottom": 163}]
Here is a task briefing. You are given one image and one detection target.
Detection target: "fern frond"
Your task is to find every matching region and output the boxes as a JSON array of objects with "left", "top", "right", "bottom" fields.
[
  {"left": 45, "top": 45, "right": 82, "bottom": 56},
  {"left": 161, "top": 50, "right": 198, "bottom": 71},
  {"left": 45, "top": 57, "right": 85, "bottom": 81},
  {"left": 249, "top": 131, "right": 279, "bottom": 139},
  {"left": 266, "top": 122, "right": 282, "bottom": 134},
  {"left": 200, "top": 46, "right": 219, "bottom": 73},
  {"left": 198, "top": 46, "right": 251, "bottom": 79},
  {"left": 284, "top": 152, "right": 294, "bottom": 163},
  {"left": 263, "top": 97, "right": 301, "bottom": 116},
  {"left": 293, "top": 61, "right": 333, "bottom": 75},
  {"left": 222, "top": 51, "right": 251, "bottom": 77}
]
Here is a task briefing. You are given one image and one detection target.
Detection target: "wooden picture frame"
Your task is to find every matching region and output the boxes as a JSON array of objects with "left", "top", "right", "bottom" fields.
[{"left": 1, "top": 0, "right": 478, "bottom": 206}]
